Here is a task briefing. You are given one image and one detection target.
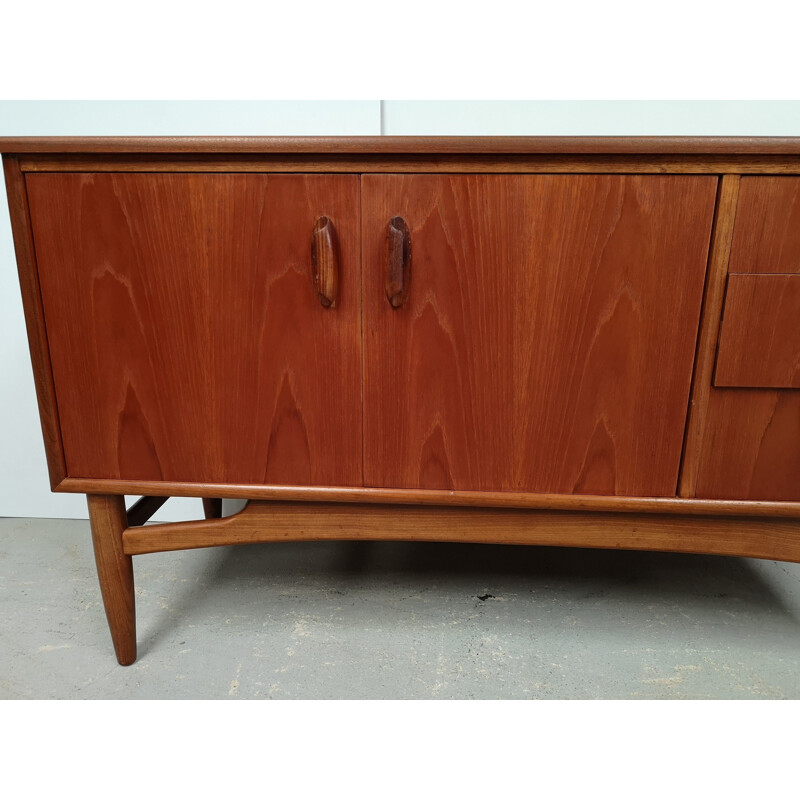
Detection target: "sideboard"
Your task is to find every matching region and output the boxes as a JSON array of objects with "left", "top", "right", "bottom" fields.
[{"left": 3, "top": 136, "right": 800, "bottom": 665}]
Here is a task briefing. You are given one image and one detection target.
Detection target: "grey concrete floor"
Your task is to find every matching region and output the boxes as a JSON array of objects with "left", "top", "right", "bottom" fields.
[{"left": 2, "top": 515, "right": 800, "bottom": 699}]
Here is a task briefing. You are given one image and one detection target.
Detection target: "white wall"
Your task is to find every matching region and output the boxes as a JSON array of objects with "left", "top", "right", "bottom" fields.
[
  {"left": 381, "top": 101, "right": 800, "bottom": 135},
  {"left": 3, "top": 100, "right": 800, "bottom": 521}
]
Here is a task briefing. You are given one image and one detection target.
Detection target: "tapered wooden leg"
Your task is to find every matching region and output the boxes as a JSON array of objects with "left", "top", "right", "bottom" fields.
[
  {"left": 202, "top": 497, "right": 223, "bottom": 519},
  {"left": 87, "top": 494, "right": 136, "bottom": 665}
]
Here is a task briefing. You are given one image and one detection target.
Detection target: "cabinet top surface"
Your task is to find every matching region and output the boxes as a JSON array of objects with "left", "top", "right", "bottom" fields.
[{"left": 3, "top": 135, "right": 800, "bottom": 155}]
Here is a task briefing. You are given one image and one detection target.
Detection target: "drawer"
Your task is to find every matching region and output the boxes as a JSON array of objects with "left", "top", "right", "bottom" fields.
[
  {"left": 729, "top": 177, "right": 800, "bottom": 275},
  {"left": 714, "top": 274, "right": 800, "bottom": 388}
]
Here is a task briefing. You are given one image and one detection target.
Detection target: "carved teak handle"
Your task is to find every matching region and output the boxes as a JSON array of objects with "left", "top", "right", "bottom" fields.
[
  {"left": 311, "top": 216, "right": 339, "bottom": 308},
  {"left": 386, "top": 216, "right": 412, "bottom": 308}
]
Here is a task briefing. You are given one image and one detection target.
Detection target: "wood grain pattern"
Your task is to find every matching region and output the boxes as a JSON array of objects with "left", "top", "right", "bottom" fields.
[
  {"left": 714, "top": 275, "right": 800, "bottom": 388},
  {"left": 87, "top": 495, "right": 135, "bottom": 665},
  {"left": 121, "top": 500, "right": 800, "bottom": 563},
  {"left": 15, "top": 154, "right": 800, "bottom": 175},
  {"left": 363, "top": 174, "right": 717, "bottom": 496},
  {"left": 55, "top": 477, "right": 800, "bottom": 517},
  {"left": 2, "top": 157, "right": 67, "bottom": 488},
  {"left": 26, "top": 173, "right": 362, "bottom": 486},
  {"left": 696, "top": 389, "right": 800, "bottom": 501},
  {"left": 678, "top": 175, "right": 741, "bottom": 497},
  {"left": 728, "top": 177, "right": 800, "bottom": 274},
  {"left": 4, "top": 135, "right": 800, "bottom": 154}
]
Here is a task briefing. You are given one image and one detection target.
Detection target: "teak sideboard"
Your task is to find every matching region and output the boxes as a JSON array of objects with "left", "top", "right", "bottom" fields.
[{"left": 3, "top": 136, "right": 800, "bottom": 665}]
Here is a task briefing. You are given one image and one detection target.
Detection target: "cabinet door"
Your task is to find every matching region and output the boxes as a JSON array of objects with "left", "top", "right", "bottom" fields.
[
  {"left": 362, "top": 174, "right": 717, "bottom": 496},
  {"left": 27, "top": 173, "right": 362, "bottom": 486}
]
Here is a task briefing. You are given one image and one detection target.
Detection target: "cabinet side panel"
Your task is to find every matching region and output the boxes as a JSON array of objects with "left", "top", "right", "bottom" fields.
[
  {"left": 26, "top": 173, "right": 362, "bottom": 486},
  {"left": 2, "top": 157, "right": 66, "bottom": 487},
  {"left": 363, "top": 174, "right": 717, "bottom": 496}
]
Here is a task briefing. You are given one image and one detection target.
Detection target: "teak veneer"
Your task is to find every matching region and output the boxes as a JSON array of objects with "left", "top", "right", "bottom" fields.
[{"left": 3, "top": 136, "right": 800, "bottom": 665}]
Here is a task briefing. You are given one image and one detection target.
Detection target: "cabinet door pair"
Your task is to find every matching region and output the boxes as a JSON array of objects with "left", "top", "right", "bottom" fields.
[{"left": 27, "top": 172, "right": 717, "bottom": 496}]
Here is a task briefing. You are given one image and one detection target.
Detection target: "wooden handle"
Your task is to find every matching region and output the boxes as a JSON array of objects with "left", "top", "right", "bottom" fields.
[
  {"left": 311, "top": 216, "right": 339, "bottom": 308},
  {"left": 386, "top": 216, "right": 412, "bottom": 308}
]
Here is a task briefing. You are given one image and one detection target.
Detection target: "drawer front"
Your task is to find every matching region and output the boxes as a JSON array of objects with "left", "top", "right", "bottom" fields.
[
  {"left": 26, "top": 173, "right": 363, "bottom": 486},
  {"left": 728, "top": 177, "right": 800, "bottom": 275},
  {"left": 695, "top": 389, "right": 800, "bottom": 501},
  {"left": 714, "top": 274, "right": 800, "bottom": 389},
  {"left": 362, "top": 174, "right": 717, "bottom": 496}
]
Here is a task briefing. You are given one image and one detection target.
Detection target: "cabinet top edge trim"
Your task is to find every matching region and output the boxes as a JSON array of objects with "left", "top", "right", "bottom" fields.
[{"left": 5, "top": 136, "right": 800, "bottom": 155}]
